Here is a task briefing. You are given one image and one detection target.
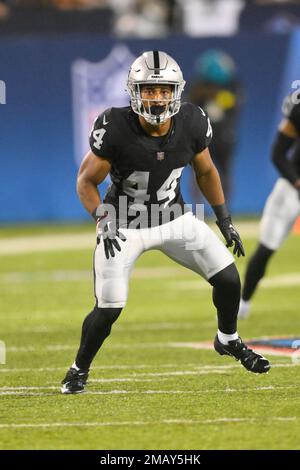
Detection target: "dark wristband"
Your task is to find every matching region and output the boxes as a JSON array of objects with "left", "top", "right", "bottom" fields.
[{"left": 212, "top": 203, "right": 230, "bottom": 222}]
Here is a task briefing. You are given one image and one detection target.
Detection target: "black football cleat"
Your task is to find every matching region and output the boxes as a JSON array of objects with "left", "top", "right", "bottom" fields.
[
  {"left": 214, "top": 335, "right": 271, "bottom": 374},
  {"left": 61, "top": 367, "right": 89, "bottom": 394}
]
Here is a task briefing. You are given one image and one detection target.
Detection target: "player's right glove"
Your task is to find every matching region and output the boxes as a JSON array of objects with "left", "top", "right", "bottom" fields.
[
  {"left": 93, "top": 207, "right": 127, "bottom": 260},
  {"left": 216, "top": 216, "right": 245, "bottom": 257},
  {"left": 213, "top": 203, "right": 245, "bottom": 258}
]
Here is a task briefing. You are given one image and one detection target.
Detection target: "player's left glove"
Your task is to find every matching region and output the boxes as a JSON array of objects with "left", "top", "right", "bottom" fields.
[
  {"left": 93, "top": 207, "right": 127, "bottom": 260},
  {"left": 212, "top": 203, "right": 245, "bottom": 258},
  {"left": 216, "top": 216, "right": 245, "bottom": 257}
]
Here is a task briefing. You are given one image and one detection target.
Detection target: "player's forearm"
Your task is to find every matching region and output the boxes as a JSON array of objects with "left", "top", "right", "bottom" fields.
[
  {"left": 196, "top": 166, "right": 225, "bottom": 206},
  {"left": 77, "top": 176, "right": 101, "bottom": 216}
]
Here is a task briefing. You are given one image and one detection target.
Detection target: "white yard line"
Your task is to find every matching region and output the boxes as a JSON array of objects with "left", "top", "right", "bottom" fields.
[
  {"left": 0, "top": 233, "right": 94, "bottom": 255},
  {"left": 0, "top": 362, "right": 293, "bottom": 374},
  {"left": 0, "top": 385, "right": 297, "bottom": 394},
  {"left": 169, "top": 273, "right": 300, "bottom": 290},
  {"left": 0, "top": 363, "right": 202, "bottom": 373},
  {"left": 3, "top": 339, "right": 300, "bottom": 357},
  {"left": 4, "top": 343, "right": 183, "bottom": 353},
  {"left": 5, "top": 322, "right": 196, "bottom": 335},
  {"left": 0, "top": 416, "right": 296, "bottom": 429},
  {"left": 0, "top": 386, "right": 298, "bottom": 395},
  {"left": 0, "top": 267, "right": 188, "bottom": 283},
  {"left": 2, "top": 269, "right": 300, "bottom": 290},
  {"left": 0, "top": 371, "right": 235, "bottom": 390},
  {"left": 0, "top": 221, "right": 263, "bottom": 256},
  {"left": 3, "top": 371, "right": 229, "bottom": 387},
  {"left": 4, "top": 343, "right": 177, "bottom": 353},
  {"left": 91, "top": 370, "right": 228, "bottom": 380}
]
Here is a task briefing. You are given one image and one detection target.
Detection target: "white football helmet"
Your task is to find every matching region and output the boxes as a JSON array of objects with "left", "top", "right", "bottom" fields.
[{"left": 127, "top": 51, "right": 185, "bottom": 125}]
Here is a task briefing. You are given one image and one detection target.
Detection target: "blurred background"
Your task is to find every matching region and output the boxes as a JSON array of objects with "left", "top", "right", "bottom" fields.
[{"left": 1, "top": 0, "right": 300, "bottom": 223}]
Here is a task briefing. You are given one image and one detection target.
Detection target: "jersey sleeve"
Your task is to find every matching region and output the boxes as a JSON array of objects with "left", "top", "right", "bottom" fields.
[
  {"left": 190, "top": 105, "right": 213, "bottom": 154},
  {"left": 282, "top": 95, "right": 300, "bottom": 134},
  {"left": 89, "top": 108, "right": 115, "bottom": 161}
]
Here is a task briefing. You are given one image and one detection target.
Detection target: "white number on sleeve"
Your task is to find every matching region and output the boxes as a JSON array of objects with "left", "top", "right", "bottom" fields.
[
  {"left": 206, "top": 117, "right": 212, "bottom": 138},
  {"left": 92, "top": 128, "right": 106, "bottom": 150}
]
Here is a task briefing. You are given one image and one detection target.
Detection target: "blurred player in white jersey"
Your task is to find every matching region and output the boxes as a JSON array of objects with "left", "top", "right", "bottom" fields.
[{"left": 239, "top": 94, "right": 300, "bottom": 319}]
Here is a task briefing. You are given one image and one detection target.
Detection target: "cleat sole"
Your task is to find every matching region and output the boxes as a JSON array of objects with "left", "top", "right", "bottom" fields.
[{"left": 60, "top": 386, "right": 85, "bottom": 395}]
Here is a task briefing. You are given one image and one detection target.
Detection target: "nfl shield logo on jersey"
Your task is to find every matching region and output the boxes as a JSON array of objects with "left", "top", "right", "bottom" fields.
[{"left": 157, "top": 152, "right": 165, "bottom": 161}]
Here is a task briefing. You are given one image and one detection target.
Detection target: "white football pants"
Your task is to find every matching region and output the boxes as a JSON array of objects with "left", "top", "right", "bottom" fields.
[
  {"left": 260, "top": 178, "right": 300, "bottom": 251},
  {"left": 94, "top": 211, "right": 234, "bottom": 308}
]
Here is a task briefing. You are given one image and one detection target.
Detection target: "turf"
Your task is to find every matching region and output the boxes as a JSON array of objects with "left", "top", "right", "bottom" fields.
[{"left": 0, "top": 224, "right": 299, "bottom": 450}]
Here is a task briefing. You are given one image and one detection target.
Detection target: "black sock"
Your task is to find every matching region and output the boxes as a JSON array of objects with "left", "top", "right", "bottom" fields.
[
  {"left": 75, "top": 306, "right": 122, "bottom": 370},
  {"left": 242, "top": 243, "right": 274, "bottom": 301},
  {"left": 209, "top": 263, "right": 241, "bottom": 334}
]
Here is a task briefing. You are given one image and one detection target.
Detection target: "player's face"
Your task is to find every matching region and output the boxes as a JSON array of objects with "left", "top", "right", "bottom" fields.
[{"left": 140, "top": 85, "right": 173, "bottom": 116}]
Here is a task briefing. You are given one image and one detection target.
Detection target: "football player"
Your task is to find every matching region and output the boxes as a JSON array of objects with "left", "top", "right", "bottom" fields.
[
  {"left": 239, "top": 94, "right": 300, "bottom": 319},
  {"left": 61, "top": 51, "right": 270, "bottom": 394}
]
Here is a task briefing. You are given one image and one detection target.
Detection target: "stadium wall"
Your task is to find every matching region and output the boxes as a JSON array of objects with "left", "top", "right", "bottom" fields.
[{"left": 0, "top": 32, "right": 297, "bottom": 223}]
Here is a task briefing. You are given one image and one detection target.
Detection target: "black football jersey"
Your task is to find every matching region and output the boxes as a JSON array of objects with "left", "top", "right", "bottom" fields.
[
  {"left": 89, "top": 103, "right": 212, "bottom": 228},
  {"left": 282, "top": 95, "right": 300, "bottom": 176}
]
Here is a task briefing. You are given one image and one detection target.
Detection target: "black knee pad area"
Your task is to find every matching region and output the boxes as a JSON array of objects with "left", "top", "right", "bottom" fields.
[
  {"left": 209, "top": 263, "right": 241, "bottom": 294},
  {"left": 92, "top": 306, "right": 123, "bottom": 326}
]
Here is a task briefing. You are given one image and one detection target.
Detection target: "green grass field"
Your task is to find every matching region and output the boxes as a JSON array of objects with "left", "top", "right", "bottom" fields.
[{"left": 0, "top": 222, "right": 299, "bottom": 450}]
